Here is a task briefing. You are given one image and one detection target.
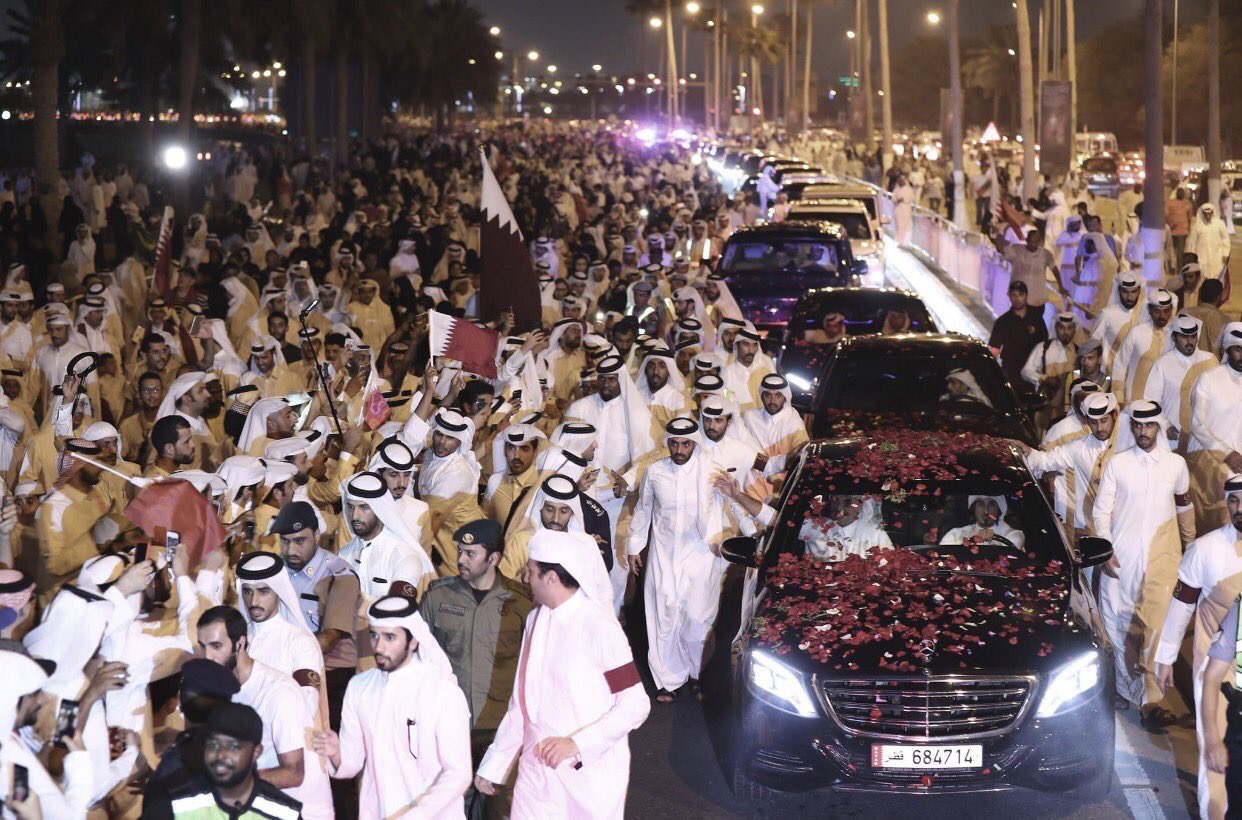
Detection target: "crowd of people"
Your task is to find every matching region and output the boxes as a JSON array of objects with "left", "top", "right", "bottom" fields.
[{"left": 0, "top": 117, "right": 1238, "bottom": 819}]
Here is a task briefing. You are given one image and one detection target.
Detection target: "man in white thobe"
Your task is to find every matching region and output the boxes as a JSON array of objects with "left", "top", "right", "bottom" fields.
[
  {"left": 313, "top": 595, "right": 471, "bottom": 819},
  {"left": 414, "top": 408, "right": 484, "bottom": 572},
  {"left": 1112, "top": 288, "right": 1175, "bottom": 404},
  {"left": 1186, "top": 322, "right": 1242, "bottom": 532},
  {"left": 1142, "top": 314, "right": 1216, "bottom": 451},
  {"left": 340, "top": 471, "right": 435, "bottom": 609},
  {"left": 635, "top": 346, "right": 691, "bottom": 430},
  {"left": 721, "top": 323, "right": 775, "bottom": 412},
  {"left": 475, "top": 529, "right": 650, "bottom": 819},
  {"left": 940, "top": 495, "right": 1025, "bottom": 548},
  {"left": 1187, "top": 202, "right": 1232, "bottom": 279},
  {"left": 1025, "top": 392, "right": 1121, "bottom": 537},
  {"left": 742, "top": 374, "right": 810, "bottom": 479},
  {"left": 1040, "top": 379, "right": 1101, "bottom": 521},
  {"left": 1091, "top": 400, "right": 1195, "bottom": 720},
  {"left": 1154, "top": 475, "right": 1242, "bottom": 820},
  {"left": 1089, "top": 270, "right": 1143, "bottom": 369}
]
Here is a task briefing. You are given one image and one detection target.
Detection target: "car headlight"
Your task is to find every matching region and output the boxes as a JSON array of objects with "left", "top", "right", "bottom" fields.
[
  {"left": 787, "top": 373, "right": 813, "bottom": 392},
  {"left": 748, "top": 650, "right": 818, "bottom": 717},
  {"left": 1035, "top": 651, "right": 1100, "bottom": 717}
]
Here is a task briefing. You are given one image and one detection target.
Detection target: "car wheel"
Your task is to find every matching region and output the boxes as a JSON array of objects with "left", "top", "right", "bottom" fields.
[{"left": 730, "top": 759, "right": 776, "bottom": 801}]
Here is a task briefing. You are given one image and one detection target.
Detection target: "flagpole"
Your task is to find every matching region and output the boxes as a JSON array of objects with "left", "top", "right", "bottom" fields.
[{"left": 68, "top": 453, "right": 155, "bottom": 488}]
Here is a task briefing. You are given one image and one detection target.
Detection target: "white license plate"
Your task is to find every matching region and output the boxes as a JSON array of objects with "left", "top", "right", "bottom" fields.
[{"left": 870, "top": 744, "right": 983, "bottom": 770}]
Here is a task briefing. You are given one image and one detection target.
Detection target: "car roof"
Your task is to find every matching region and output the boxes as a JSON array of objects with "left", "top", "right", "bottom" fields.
[
  {"left": 727, "top": 220, "right": 849, "bottom": 240},
  {"left": 801, "top": 433, "right": 1027, "bottom": 476},
  {"left": 801, "top": 285, "right": 922, "bottom": 302}
]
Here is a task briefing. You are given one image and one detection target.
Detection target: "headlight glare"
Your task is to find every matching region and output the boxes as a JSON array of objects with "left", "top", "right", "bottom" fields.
[
  {"left": 1036, "top": 651, "right": 1100, "bottom": 717},
  {"left": 748, "top": 650, "right": 817, "bottom": 717}
]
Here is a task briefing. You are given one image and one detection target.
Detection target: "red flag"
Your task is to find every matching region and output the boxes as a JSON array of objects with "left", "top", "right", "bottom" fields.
[
  {"left": 151, "top": 205, "right": 175, "bottom": 299},
  {"left": 429, "top": 310, "right": 499, "bottom": 378},
  {"left": 479, "top": 148, "right": 542, "bottom": 332},
  {"left": 124, "top": 478, "right": 226, "bottom": 569},
  {"left": 364, "top": 387, "right": 392, "bottom": 430}
]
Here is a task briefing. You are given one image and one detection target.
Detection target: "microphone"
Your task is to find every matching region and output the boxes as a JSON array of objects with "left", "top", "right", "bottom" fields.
[{"left": 299, "top": 298, "right": 320, "bottom": 319}]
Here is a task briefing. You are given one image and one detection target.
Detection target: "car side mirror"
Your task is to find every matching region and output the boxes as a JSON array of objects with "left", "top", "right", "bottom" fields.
[
  {"left": 1076, "top": 535, "right": 1113, "bottom": 567},
  {"left": 721, "top": 535, "right": 759, "bottom": 567}
]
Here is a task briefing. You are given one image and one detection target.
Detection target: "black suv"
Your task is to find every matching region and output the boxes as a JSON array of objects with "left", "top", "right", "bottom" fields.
[
  {"left": 712, "top": 432, "right": 1116, "bottom": 798},
  {"left": 717, "top": 222, "right": 869, "bottom": 335},
  {"left": 793, "top": 332, "right": 1040, "bottom": 446}
]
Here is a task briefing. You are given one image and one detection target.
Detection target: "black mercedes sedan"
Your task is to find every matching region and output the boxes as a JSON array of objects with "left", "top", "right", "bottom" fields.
[
  {"left": 792, "top": 332, "right": 1041, "bottom": 446},
  {"left": 712, "top": 432, "right": 1116, "bottom": 799}
]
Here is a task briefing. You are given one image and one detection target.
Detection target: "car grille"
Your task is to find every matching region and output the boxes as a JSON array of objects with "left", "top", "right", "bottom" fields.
[{"left": 822, "top": 676, "right": 1034, "bottom": 740}]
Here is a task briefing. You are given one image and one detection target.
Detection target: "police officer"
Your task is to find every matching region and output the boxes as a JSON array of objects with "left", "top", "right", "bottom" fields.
[
  {"left": 271, "top": 500, "right": 361, "bottom": 729},
  {"left": 1200, "top": 596, "right": 1242, "bottom": 812},
  {"left": 419, "top": 519, "right": 534, "bottom": 819}
]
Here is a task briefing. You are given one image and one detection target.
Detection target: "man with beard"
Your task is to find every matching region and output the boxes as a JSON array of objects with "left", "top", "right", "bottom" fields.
[
  {"left": 312, "top": 595, "right": 472, "bottom": 818},
  {"left": 416, "top": 408, "right": 484, "bottom": 572},
  {"left": 274, "top": 502, "right": 360, "bottom": 728},
  {"left": 124, "top": 331, "right": 174, "bottom": 411},
  {"left": 196, "top": 606, "right": 315, "bottom": 802},
  {"left": 635, "top": 346, "right": 690, "bottom": 431},
  {"left": 1157, "top": 475, "right": 1242, "bottom": 819},
  {"left": 743, "top": 375, "right": 809, "bottom": 479},
  {"left": 34, "top": 437, "right": 108, "bottom": 594},
  {"left": 0, "top": 290, "right": 33, "bottom": 366},
  {"left": 345, "top": 279, "right": 396, "bottom": 350},
  {"left": 120, "top": 371, "right": 163, "bottom": 462},
  {"left": 989, "top": 281, "right": 1048, "bottom": 387},
  {"left": 940, "top": 495, "right": 1025, "bottom": 547},
  {"left": 1143, "top": 315, "right": 1216, "bottom": 451},
  {"left": 1187, "top": 279, "right": 1229, "bottom": 358},
  {"left": 145, "top": 703, "right": 304, "bottom": 820},
  {"left": 420, "top": 520, "right": 535, "bottom": 817},
  {"left": 539, "top": 318, "right": 588, "bottom": 406},
  {"left": 1021, "top": 312, "right": 1079, "bottom": 430},
  {"left": 1113, "top": 289, "right": 1175, "bottom": 403},
  {"left": 1089, "top": 271, "right": 1143, "bottom": 369},
  {"left": 1093, "top": 400, "right": 1194, "bottom": 726},
  {"left": 241, "top": 336, "right": 302, "bottom": 398},
  {"left": 1024, "top": 392, "right": 1121, "bottom": 538},
  {"left": 341, "top": 471, "right": 435, "bottom": 608},
  {"left": 721, "top": 323, "right": 775, "bottom": 412},
  {"left": 148, "top": 414, "right": 197, "bottom": 479},
  {"left": 157, "top": 371, "right": 222, "bottom": 470},
  {"left": 1186, "top": 322, "right": 1242, "bottom": 533},
  {"left": 698, "top": 396, "right": 767, "bottom": 498},
  {"left": 484, "top": 423, "right": 545, "bottom": 529}
]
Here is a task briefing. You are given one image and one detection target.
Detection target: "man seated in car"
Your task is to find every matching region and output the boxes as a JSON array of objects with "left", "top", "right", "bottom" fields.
[
  {"left": 803, "top": 312, "right": 846, "bottom": 345},
  {"left": 797, "top": 245, "right": 837, "bottom": 274},
  {"left": 798, "top": 494, "right": 893, "bottom": 562},
  {"left": 880, "top": 307, "right": 912, "bottom": 335},
  {"left": 940, "top": 368, "right": 994, "bottom": 407},
  {"left": 939, "top": 495, "right": 1026, "bottom": 548}
]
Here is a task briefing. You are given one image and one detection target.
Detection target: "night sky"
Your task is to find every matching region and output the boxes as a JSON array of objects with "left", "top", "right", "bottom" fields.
[{"left": 474, "top": 0, "right": 1194, "bottom": 84}]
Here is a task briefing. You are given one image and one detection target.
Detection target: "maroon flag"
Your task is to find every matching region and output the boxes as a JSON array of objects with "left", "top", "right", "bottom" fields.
[
  {"left": 363, "top": 387, "right": 392, "bottom": 430},
  {"left": 151, "top": 205, "right": 175, "bottom": 299},
  {"left": 479, "top": 148, "right": 542, "bottom": 332},
  {"left": 124, "top": 478, "right": 226, "bottom": 568},
  {"left": 429, "top": 310, "right": 500, "bottom": 378}
]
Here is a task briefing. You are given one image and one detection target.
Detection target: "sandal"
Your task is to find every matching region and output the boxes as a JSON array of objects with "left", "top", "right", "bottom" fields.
[{"left": 655, "top": 689, "right": 678, "bottom": 703}]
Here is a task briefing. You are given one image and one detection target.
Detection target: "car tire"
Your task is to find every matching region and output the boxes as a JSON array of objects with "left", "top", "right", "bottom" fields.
[{"left": 730, "top": 760, "right": 776, "bottom": 801}]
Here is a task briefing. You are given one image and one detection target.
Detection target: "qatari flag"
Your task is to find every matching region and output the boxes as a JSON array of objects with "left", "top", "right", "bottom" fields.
[{"left": 479, "top": 147, "right": 542, "bottom": 332}]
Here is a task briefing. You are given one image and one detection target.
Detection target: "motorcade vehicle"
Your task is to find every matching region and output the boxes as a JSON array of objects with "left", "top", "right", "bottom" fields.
[
  {"left": 1079, "top": 155, "right": 1121, "bottom": 199},
  {"left": 786, "top": 198, "right": 885, "bottom": 282}
]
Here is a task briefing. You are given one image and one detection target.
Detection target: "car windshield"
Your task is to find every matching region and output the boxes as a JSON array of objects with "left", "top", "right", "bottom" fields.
[
  {"left": 792, "top": 294, "right": 934, "bottom": 342},
  {"left": 803, "top": 191, "right": 878, "bottom": 221},
  {"left": 818, "top": 350, "right": 1019, "bottom": 413},
  {"left": 791, "top": 211, "right": 872, "bottom": 240},
  {"left": 719, "top": 238, "right": 842, "bottom": 274},
  {"left": 763, "top": 438, "right": 1065, "bottom": 573}
]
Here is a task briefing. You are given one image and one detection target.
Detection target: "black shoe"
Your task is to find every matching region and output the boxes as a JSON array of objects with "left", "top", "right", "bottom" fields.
[{"left": 1140, "top": 706, "right": 1178, "bottom": 731}]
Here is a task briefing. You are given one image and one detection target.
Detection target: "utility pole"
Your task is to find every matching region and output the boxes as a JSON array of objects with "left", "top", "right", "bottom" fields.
[
  {"left": 948, "top": 0, "right": 966, "bottom": 228},
  {"left": 1207, "top": 0, "right": 1221, "bottom": 207},
  {"left": 1171, "top": 0, "right": 1179, "bottom": 145},
  {"left": 1066, "top": 0, "right": 1077, "bottom": 141},
  {"left": 1016, "top": 0, "right": 1037, "bottom": 199},
  {"left": 802, "top": 3, "right": 812, "bottom": 130},
  {"left": 878, "top": 0, "right": 892, "bottom": 172},
  {"left": 790, "top": 0, "right": 799, "bottom": 132},
  {"left": 1142, "top": 0, "right": 1165, "bottom": 284},
  {"left": 860, "top": 0, "right": 873, "bottom": 151},
  {"left": 666, "top": 0, "right": 679, "bottom": 129}
]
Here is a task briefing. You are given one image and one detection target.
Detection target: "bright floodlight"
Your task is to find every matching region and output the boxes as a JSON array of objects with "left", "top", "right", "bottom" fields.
[
  {"left": 649, "top": 16, "right": 663, "bottom": 28},
  {"left": 527, "top": 50, "right": 540, "bottom": 61},
  {"left": 592, "top": 63, "right": 602, "bottom": 72},
  {"left": 162, "top": 146, "right": 189, "bottom": 170},
  {"left": 751, "top": 4, "right": 764, "bottom": 15},
  {"left": 1007, "top": 48, "right": 1016, "bottom": 56},
  {"left": 495, "top": 51, "right": 504, "bottom": 60},
  {"left": 636, "top": 127, "right": 657, "bottom": 145},
  {"left": 489, "top": 25, "right": 501, "bottom": 35},
  {"left": 547, "top": 65, "right": 557, "bottom": 73},
  {"left": 926, "top": 11, "right": 940, "bottom": 24},
  {"left": 686, "top": 1, "right": 701, "bottom": 13},
  {"left": 846, "top": 29, "right": 856, "bottom": 39}
]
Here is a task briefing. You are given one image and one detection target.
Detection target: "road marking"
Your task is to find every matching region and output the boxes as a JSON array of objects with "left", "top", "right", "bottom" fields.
[{"left": 1114, "top": 714, "right": 1169, "bottom": 820}]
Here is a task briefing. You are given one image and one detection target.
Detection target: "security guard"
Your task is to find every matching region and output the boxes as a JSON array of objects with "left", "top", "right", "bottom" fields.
[
  {"left": 419, "top": 519, "right": 534, "bottom": 819},
  {"left": 271, "top": 501, "right": 360, "bottom": 729},
  {"left": 1201, "top": 596, "right": 1242, "bottom": 812}
]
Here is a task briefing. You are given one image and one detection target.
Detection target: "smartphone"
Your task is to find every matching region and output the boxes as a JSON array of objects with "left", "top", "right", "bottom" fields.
[
  {"left": 188, "top": 315, "right": 204, "bottom": 336},
  {"left": 11, "top": 764, "right": 28, "bottom": 803},
  {"left": 135, "top": 542, "right": 148, "bottom": 563},
  {"left": 165, "top": 531, "right": 180, "bottom": 565},
  {"left": 54, "top": 699, "right": 80, "bottom": 743}
]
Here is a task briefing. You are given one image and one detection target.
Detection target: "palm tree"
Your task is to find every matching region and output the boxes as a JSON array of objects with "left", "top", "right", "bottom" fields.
[
  {"left": 961, "top": 24, "right": 1018, "bottom": 127},
  {"left": 734, "top": 20, "right": 784, "bottom": 119},
  {"left": 625, "top": 0, "right": 663, "bottom": 80},
  {"left": 13, "top": 0, "right": 68, "bottom": 251},
  {"left": 1015, "top": 0, "right": 1035, "bottom": 199}
]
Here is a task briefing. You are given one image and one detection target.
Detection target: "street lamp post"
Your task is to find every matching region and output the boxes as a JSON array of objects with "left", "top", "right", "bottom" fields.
[
  {"left": 1016, "top": 0, "right": 1037, "bottom": 200},
  {"left": 1141, "top": 0, "right": 1165, "bottom": 284},
  {"left": 948, "top": 0, "right": 966, "bottom": 228},
  {"left": 750, "top": 4, "right": 764, "bottom": 122},
  {"left": 878, "top": 0, "right": 892, "bottom": 171}
]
